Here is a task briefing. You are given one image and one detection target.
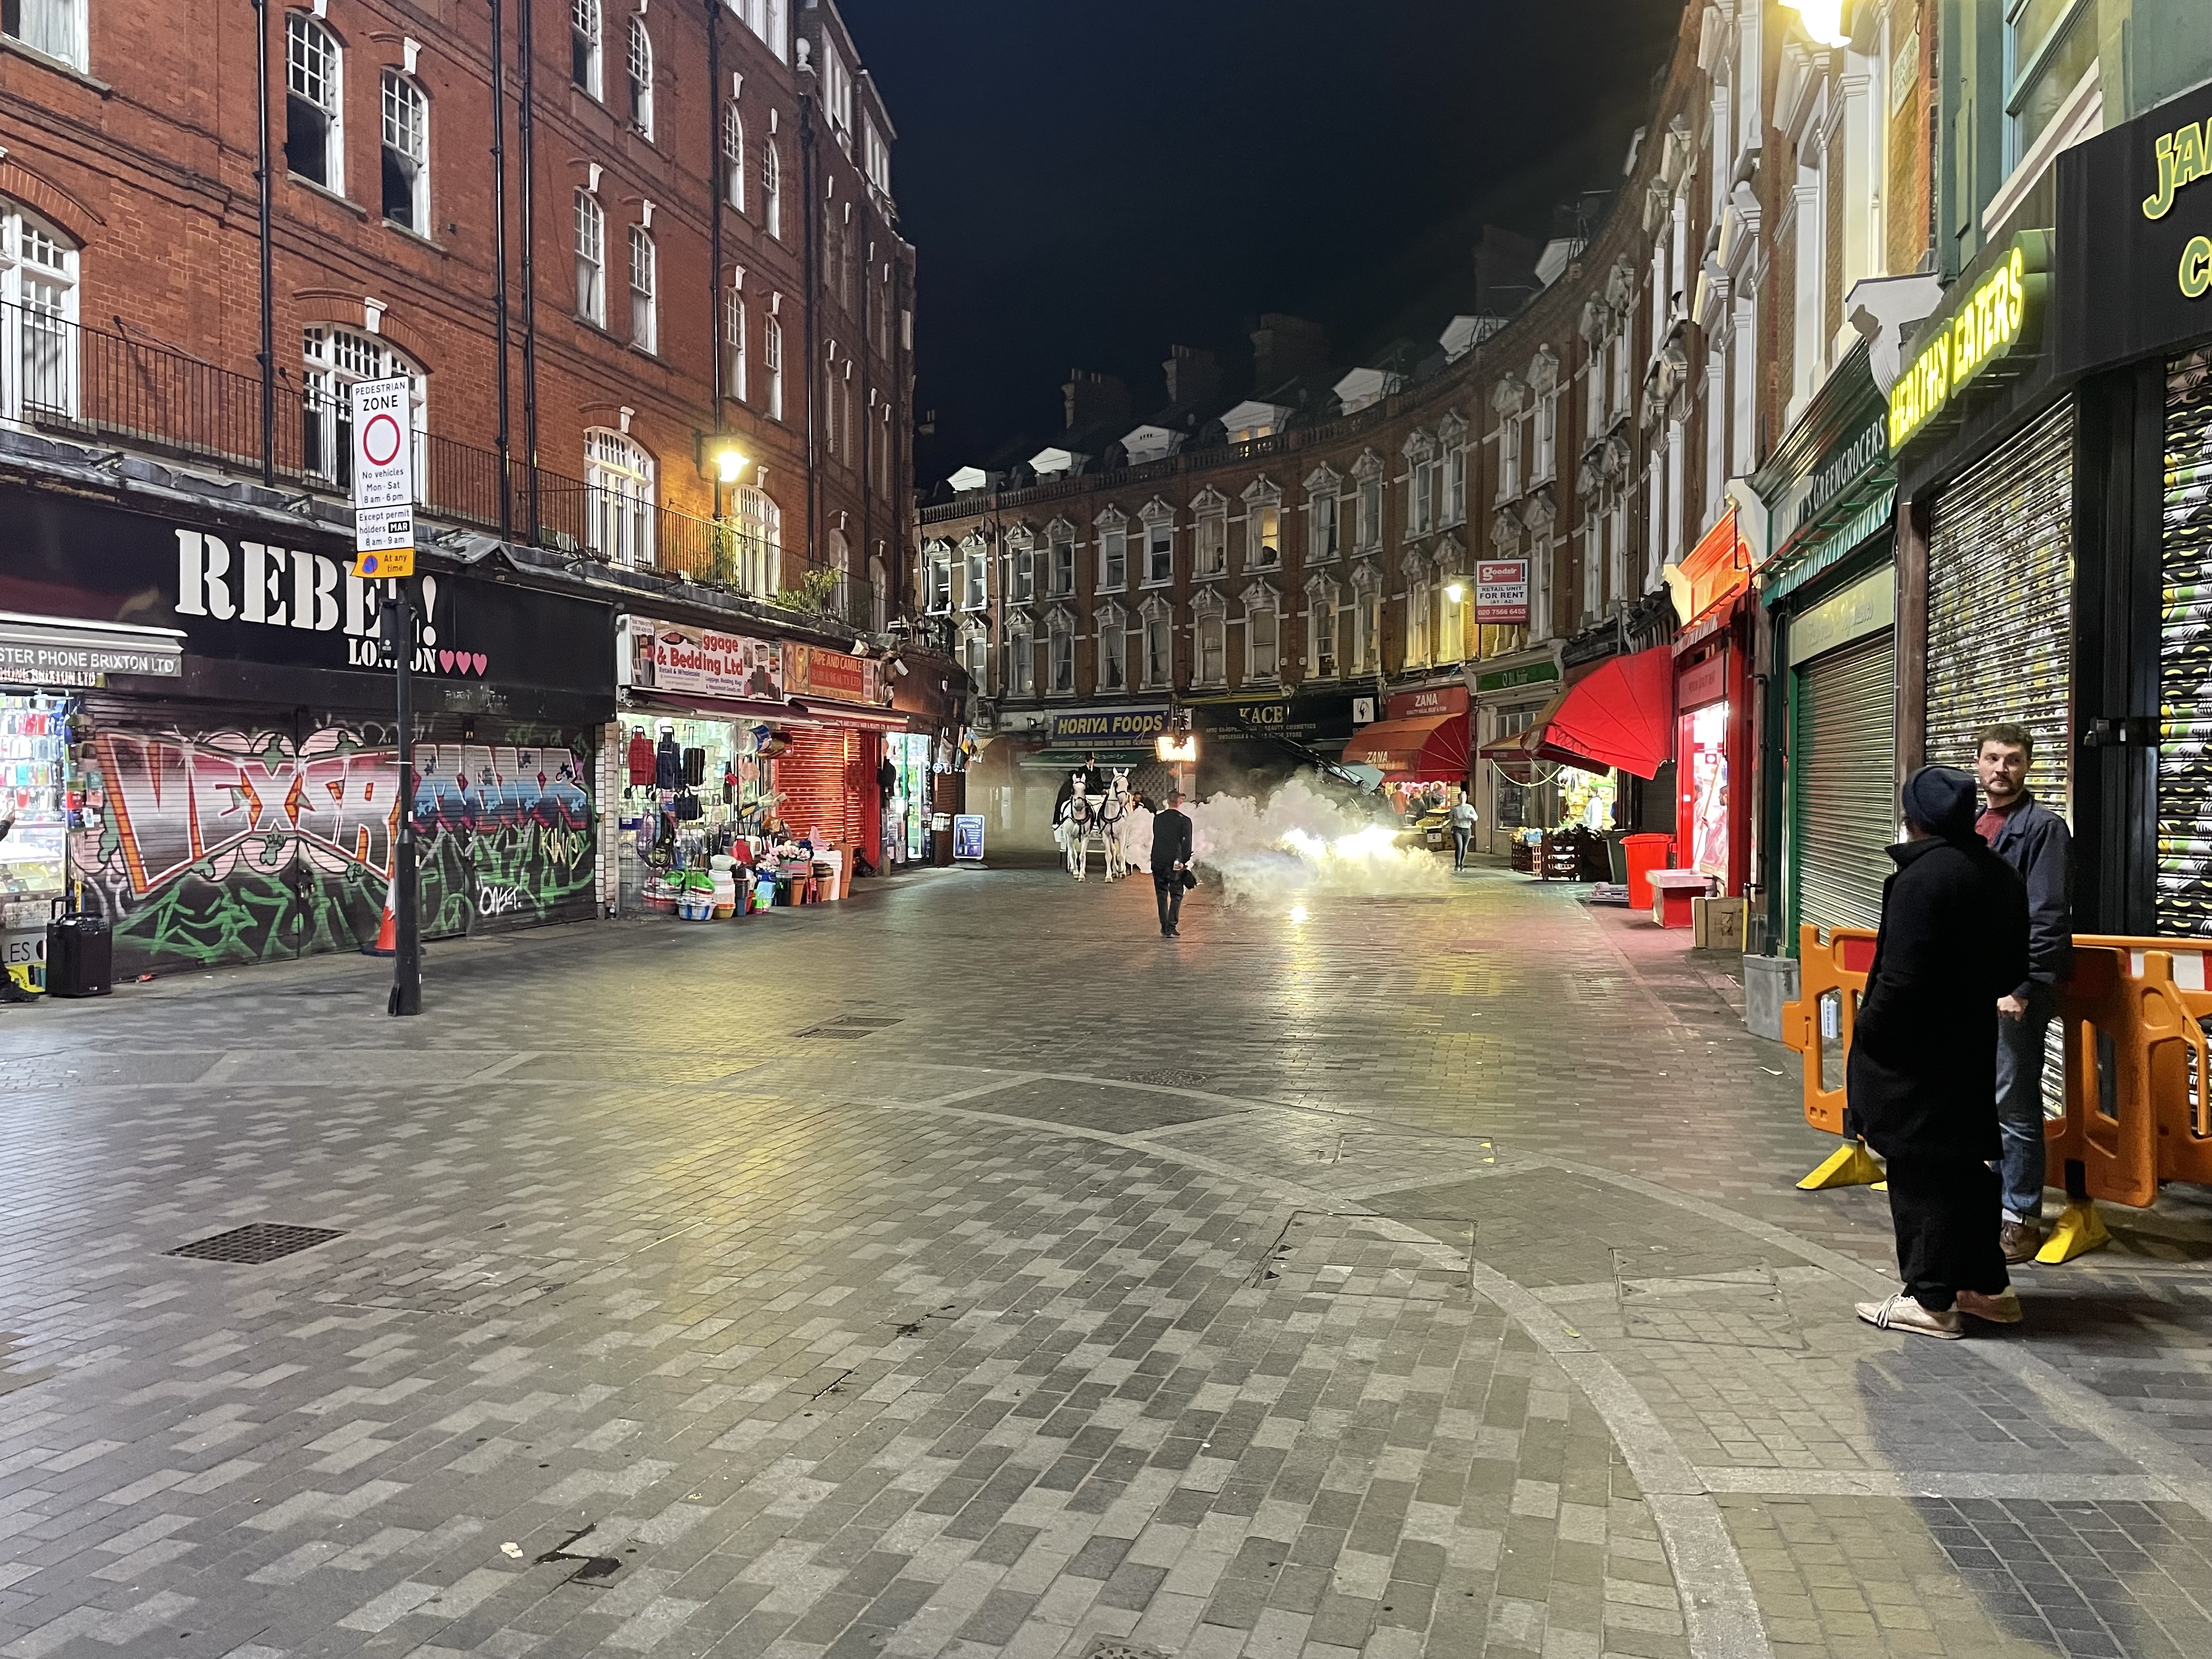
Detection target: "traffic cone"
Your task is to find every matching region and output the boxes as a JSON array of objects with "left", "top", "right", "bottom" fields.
[{"left": 363, "top": 872, "right": 398, "bottom": 957}]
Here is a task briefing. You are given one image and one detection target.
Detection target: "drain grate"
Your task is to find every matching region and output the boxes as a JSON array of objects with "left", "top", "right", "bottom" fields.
[
  {"left": 1077, "top": 1643, "right": 1171, "bottom": 1659},
  {"left": 1125, "top": 1067, "right": 1210, "bottom": 1088},
  {"left": 167, "top": 1224, "right": 346, "bottom": 1265},
  {"left": 795, "top": 1015, "right": 904, "bottom": 1039}
]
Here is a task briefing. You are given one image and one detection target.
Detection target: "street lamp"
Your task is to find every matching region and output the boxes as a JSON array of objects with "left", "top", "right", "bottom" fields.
[
  {"left": 715, "top": 445, "right": 747, "bottom": 484},
  {"left": 1444, "top": 582, "right": 1466, "bottom": 604},
  {"left": 1780, "top": 0, "right": 1849, "bottom": 47}
]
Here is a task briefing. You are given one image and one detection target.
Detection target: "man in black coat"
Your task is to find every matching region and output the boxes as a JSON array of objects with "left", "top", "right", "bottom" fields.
[
  {"left": 1850, "top": 765, "right": 2031, "bottom": 1339},
  {"left": 1151, "top": 791, "right": 1194, "bottom": 938}
]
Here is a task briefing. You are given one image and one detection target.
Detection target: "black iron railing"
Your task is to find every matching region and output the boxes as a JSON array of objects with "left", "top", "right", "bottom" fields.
[{"left": 2, "top": 303, "right": 878, "bottom": 633}]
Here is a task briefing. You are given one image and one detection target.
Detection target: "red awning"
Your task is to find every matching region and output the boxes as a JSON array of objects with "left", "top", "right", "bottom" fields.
[
  {"left": 1342, "top": 713, "right": 1469, "bottom": 781},
  {"left": 1529, "top": 646, "right": 1674, "bottom": 778}
]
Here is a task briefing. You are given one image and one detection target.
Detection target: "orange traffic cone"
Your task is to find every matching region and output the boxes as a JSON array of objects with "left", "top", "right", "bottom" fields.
[{"left": 363, "top": 873, "right": 398, "bottom": 957}]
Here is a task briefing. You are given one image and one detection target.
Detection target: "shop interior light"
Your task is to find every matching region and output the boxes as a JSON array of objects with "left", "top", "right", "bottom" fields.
[
  {"left": 1444, "top": 582, "right": 1466, "bottom": 603},
  {"left": 1781, "top": 0, "right": 1850, "bottom": 47},
  {"left": 715, "top": 446, "right": 747, "bottom": 483}
]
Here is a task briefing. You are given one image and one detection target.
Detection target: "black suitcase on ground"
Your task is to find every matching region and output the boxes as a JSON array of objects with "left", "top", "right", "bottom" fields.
[{"left": 46, "top": 908, "right": 112, "bottom": 998}]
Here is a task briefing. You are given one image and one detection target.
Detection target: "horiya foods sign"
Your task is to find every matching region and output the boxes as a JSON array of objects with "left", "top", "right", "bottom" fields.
[{"left": 0, "top": 486, "right": 610, "bottom": 698}]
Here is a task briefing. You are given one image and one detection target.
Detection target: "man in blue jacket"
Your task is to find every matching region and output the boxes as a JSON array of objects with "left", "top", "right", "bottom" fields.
[{"left": 1974, "top": 723, "right": 2073, "bottom": 1263}]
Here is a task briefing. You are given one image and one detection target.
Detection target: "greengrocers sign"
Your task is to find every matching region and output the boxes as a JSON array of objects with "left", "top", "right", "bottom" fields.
[{"left": 1888, "top": 231, "right": 2050, "bottom": 450}]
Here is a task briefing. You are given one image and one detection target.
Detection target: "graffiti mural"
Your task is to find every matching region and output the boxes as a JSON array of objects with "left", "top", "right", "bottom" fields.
[{"left": 71, "top": 721, "right": 596, "bottom": 973}]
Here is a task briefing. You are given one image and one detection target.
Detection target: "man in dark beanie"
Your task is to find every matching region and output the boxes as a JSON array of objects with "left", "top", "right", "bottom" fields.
[{"left": 1849, "top": 765, "right": 2030, "bottom": 1338}]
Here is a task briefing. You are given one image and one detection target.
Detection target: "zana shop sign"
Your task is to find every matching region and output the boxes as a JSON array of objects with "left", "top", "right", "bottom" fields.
[
  {"left": 1888, "top": 232, "right": 2050, "bottom": 450},
  {"left": 2056, "top": 82, "right": 2212, "bottom": 374},
  {"left": 0, "top": 487, "right": 608, "bottom": 699}
]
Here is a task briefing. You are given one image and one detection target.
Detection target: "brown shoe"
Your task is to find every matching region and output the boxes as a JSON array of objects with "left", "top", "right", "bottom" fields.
[
  {"left": 2000, "top": 1219, "right": 2042, "bottom": 1265},
  {"left": 1955, "top": 1287, "right": 2023, "bottom": 1324}
]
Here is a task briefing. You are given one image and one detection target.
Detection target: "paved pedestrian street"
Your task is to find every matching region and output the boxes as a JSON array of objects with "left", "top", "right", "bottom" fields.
[{"left": 3, "top": 866, "right": 2212, "bottom": 1659}]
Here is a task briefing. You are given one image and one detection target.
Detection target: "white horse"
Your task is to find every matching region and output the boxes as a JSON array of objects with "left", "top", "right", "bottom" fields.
[
  {"left": 1056, "top": 779, "right": 1097, "bottom": 878},
  {"left": 1098, "top": 770, "right": 1134, "bottom": 881}
]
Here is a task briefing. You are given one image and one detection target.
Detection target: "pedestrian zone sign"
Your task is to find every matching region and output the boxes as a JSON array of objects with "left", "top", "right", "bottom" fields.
[{"left": 351, "top": 376, "right": 416, "bottom": 574}]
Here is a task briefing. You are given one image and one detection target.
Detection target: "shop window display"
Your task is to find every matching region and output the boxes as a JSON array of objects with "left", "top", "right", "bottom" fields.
[
  {"left": 1, "top": 693, "right": 71, "bottom": 901},
  {"left": 1682, "top": 701, "right": 1729, "bottom": 882},
  {"left": 618, "top": 717, "right": 779, "bottom": 913}
]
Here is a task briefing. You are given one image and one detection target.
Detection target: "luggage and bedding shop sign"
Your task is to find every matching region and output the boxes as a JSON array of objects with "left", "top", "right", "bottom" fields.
[
  {"left": 631, "top": 618, "right": 784, "bottom": 700},
  {"left": 0, "top": 488, "right": 609, "bottom": 698}
]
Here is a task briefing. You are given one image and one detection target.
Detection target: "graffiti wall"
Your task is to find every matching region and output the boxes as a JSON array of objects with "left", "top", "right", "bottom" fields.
[{"left": 71, "top": 718, "right": 597, "bottom": 973}]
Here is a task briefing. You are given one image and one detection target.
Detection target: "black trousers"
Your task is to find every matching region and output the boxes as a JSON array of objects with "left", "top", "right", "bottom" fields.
[
  {"left": 1154, "top": 874, "right": 1184, "bottom": 933},
  {"left": 1885, "top": 1153, "right": 2008, "bottom": 1311}
]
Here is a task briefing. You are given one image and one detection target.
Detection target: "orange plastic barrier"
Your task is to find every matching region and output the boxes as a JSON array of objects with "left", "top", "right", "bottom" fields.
[
  {"left": 1779, "top": 927, "right": 2212, "bottom": 1210},
  {"left": 1778, "top": 925, "right": 1876, "bottom": 1136}
]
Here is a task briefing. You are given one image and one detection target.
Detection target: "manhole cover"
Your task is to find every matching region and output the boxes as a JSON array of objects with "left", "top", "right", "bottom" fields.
[
  {"left": 1125, "top": 1068, "right": 1209, "bottom": 1088},
  {"left": 1077, "top": 1644, "right": 1170, "bottom": 1659},
  {"left": 167, "top": 1224, "right": 346, "bottom": 1265}
]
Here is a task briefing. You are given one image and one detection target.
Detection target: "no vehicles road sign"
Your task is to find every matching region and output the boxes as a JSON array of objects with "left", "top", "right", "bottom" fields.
[
  {"left": 351, "top": 376, "right": 417, "bottom": 558},
  {"left": 353, "top": 546, "right": 415, "bottom": 579}
]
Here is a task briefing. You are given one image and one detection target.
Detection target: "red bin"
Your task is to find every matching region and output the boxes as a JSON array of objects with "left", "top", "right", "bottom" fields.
[{"left": 1622, "top": 833, "right": 1675, "bottom": 913}]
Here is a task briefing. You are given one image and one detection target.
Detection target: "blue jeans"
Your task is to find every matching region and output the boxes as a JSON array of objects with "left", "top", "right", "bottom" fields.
[{"left": 1994, "top": 986, "right": 2056, "bottom": 1222}]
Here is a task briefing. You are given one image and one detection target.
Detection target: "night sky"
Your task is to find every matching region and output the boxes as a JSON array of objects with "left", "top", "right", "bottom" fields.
[{"left": 837, "top": 1, "right": 1689, "bottom": 483}]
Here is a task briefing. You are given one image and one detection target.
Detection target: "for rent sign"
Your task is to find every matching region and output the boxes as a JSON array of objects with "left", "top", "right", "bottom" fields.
[{"left": 1475, "top": 560, "right": 1530, "bottom": 623}]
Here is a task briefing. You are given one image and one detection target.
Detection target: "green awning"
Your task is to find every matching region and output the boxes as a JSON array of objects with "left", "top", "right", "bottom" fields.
[
  {"left": 1020, "top": 746, "right": 1158, "bottom": 770},
  {"left": 1762, "top": 486, "right": 1895, "bottom": 602}
]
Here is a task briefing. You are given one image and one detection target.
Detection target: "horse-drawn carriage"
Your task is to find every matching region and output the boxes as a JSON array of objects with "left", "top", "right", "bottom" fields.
[{"left": 1053, "top": 770, "right": 1145, "bottom": 881}]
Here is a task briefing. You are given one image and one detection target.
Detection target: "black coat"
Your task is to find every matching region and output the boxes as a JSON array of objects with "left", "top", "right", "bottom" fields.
[
  {"left": 1151, "top": 809, "right": 1193, "bottom": 875},
  {"left": 1847, "top": 834, "right": 2030, "bottom": 1160},
  {"left": 1982, "top": 791, "right": 2072, "bottom": 996}
]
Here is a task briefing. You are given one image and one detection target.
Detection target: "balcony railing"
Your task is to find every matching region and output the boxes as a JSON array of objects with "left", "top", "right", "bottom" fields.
[{"left": 1, "top": 303, "right": 877, "bottom": 634}]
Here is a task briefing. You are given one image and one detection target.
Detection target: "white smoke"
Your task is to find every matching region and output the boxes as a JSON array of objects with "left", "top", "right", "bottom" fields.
[{"left": 1188, "top": 772, "right": 1451, "bottom": 905}]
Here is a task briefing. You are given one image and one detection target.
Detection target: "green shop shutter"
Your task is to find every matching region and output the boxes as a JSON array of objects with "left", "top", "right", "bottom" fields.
[
  {"left": 2160, "top": 349, "right": 2212, "bottom": 932},
  {"left": 1792, "top": 630, "right": 1897, "bottom": 936},
  {"left": 1924, "top": 399, "right": 2074, "bottom": 810}
]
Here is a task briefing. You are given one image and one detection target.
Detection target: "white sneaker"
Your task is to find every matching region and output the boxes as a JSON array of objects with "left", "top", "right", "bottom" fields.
[
  {"left": 1854, "top": 1291, "right": 1964, "bottom": 1339},
  {"left": 1955, "top": 1287, "right": 2023, "bottom": 1325}
]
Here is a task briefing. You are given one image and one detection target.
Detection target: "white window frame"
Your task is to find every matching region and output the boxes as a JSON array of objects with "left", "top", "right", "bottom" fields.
[
  {"left": 1007, "top": 529, "right": 1036, "bottom": 604},
  {"left": 925, "top": 543, "right": 952, "bottom": 614},
  {"left": 1048, "top": 522, "right": 1076, "bottom": 596},
  {"left": 961, "top": 538, "right": 988, "bottom": 610},
  {"left": 822, "top": 42, "right": 854, "bottom": 132},
  {"left": 724, "top": 287, "right": 747, "bottom": 400},
  {"left": 1533, "top": 394, "right": 1558, "bottom": 484},
  {"left": 1005, "top": 619, "right": 1035, "bottom": 697},
  {"left": 1244, "top": 589, "right": 1279, "bottom": 685},
  {"left": 1442, "top": 444, "right": 1466, "bottom": 526},
  {"left": 585, "top": 426, "right": 656, "bottom": 568},
  {"left": 380, "top": 72, "right": 430, "bottom": 235},
  {"left": 4, "top": 0, "right": 87, "bottom": 71},
  {"left": 1244, "top": 483, "right": 1282, "bottom": 568},
  {"left": 721, "top": 104, "right": 746, "bottom": 211},
  {"left": 961, "top": 621, "right": 990, "bottom": 694},
  {"left": 1097, "top": 604, "right": 1128, "bottom": 691},
  {"left": 764, "top": 310, "right": 785, "bottom": 419},
  {"left": 1405, "top": 435, "right": 1437, "bottom": 537},
  {"left": 1307, "top": 578, "right": 1340, "bottom": 681},
  {"left": 730, "top": 482, "right": 781, "bottom": 596},
  {"left": 629, "top": 224, "right": 657, "bottom": 353},
  {"left": 762, "top": 141, "right": 783, "bottom": 239},
  {"left": 1048, "top": 613, "right": 1075, "bottom": 695},
  {"left": 1353, "top": 453, "right": 1384, "bottom": 551},
  {"left": 1142, "top": 606, "right": 1173, "bottom": 689},
  {"left": 1, "top": 199, "right": 81, "bottom": 421},
  {"left": 1141, "top": 504, "right": 1175, "bottom": 586},
  {"left": 1193, "top": 493, "right": 1228, "bottom": 577},
  {"left": 571, "top": 0, "right": 603, "bottom": 99},
  {"left": 1097, "top": 514, "right": 1128, "bottom": 592},
  {"left": 1406, "top": 579, "right": 1431, "bottom": 667},
  {"left": 301, "top": 324, "right": 426, "bottom": 495},
  {"left": 1349, "top": 572, "right": 1379, "bottom": 676},
  {"left": 575, "top": 189, "right": 606, "bottom": 325},
  {"left": 865, "top": 120, "right": 893, "bottom": 196},
  {"left": 1306, "top": 469, "right": 1342, "bottom": 563},
  {"left": 1194, "top": 599, "right": 1227, "bottom": 689},
  {"left": 626, "top": 16, "right": 655, "bottom": 139},
  {"left": 285, "top": 13, "right": 345, "bottom": 194},
  {"left": 1437, "top": 571, "right": 1468, "bottom": 663}
]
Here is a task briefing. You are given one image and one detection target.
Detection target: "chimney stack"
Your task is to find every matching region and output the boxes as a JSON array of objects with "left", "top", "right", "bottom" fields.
[
  {"left": 1163, "top": 345, "right": 1223, "bottom": 410},
  {"left": 1249, "top": 314, "right": 1330, "bottom": 391},
  {"left": 1062, "top": 370, "right": 1132, "bottom": 434}
]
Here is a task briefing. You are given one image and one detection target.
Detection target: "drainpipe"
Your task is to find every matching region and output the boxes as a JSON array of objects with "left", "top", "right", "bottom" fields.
[
  {"left": 517, "top": 0, "right": 541, "bottom": 540},
  {"left": 707, "top": 0, "right": 724, "bottom": 428},
  {"left": 490, "top": 0, "right": 514, "bottom": 540},
  {"left": 802, "top": 93, "right": 821, "bottom": 573},
  {"left": 252, "top": 0, "right": 275, "bottom": 484}
]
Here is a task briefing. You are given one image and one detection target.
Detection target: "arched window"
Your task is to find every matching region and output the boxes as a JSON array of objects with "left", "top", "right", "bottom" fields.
[
  {"left": 285, "top": 13, "right": 343, "bottom": 191},
  {"left": 380, "top": 72, "right": 430, "bottom": 234},
  {"left": 2, "top": 200, "right": 80, "bottom": 419},
  {"left": 828, "top": 527, "right": 851, "bottom": 620},
  {"left": 584, "top": 427, "right": 655, "bottom": 568},
  {"left": 721, "top": 104, "right": 746, "bottom": 210},
  {"left": 570, "top": 0, "right": 602, "bottom": 97},
  {"left": 731, "top": 482, "right": 781, "bottom": 596},
  {"left": 867, "top": 553, "right": 888, "bottom": 634},
  {"left": 5, "top": 1, "right": 87, "bottom": 71},
  {"left": 723, "top": 287, "right": 747, "bottom": 400},
  {"left": 625, "top": 17, "right": 654, "bottom": 139},
  {"left": 763, "top": 311, "right": 784, "bottom": 419},
  {"left": 628, "top": 225, "right": 656, "bottom": 352},
  {"left": 574, "top": 190, "right": 605, "bottom": 324},
  {"left": 761, "top": 141, "right": 782, "bottom": 239},
  {"left": 301, "top": 325, "right": 424, "bottom": 493}
]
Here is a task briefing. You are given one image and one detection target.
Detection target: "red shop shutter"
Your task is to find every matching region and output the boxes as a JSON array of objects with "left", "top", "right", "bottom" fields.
[{"left": 777, "top": 727, "right": 862, "bottom": 848}]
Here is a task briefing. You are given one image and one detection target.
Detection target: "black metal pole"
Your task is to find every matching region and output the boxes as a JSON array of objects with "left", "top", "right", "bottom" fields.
[
  {"left": 252, "top": 0, "right": 276, "bottom": 484},
  {"left": 706, "top": 0, "right": 724, "bottom": 421},
  {"left": 490, "top": 0, "right": 514, "bottom": 541},
  {"left": 517, "top": 0, "right": 541, "bottom": 540},
  {"left": 802, "top": 98, "right": 820, "bottom": 573},
  {"left": 390, "top": 579, "right": 423, "bottom": 1016}
]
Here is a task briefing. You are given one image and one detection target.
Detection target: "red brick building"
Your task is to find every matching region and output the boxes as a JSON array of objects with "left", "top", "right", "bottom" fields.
[{"left": 0, "top": 0, "right": 913, "bottom": 611}]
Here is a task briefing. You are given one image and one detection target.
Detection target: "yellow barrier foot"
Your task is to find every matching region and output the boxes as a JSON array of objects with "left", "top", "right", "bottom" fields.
[
  {"left": 1797, "top": 1142, "right": 1886, "bottom": 1190},
  {"left": 2034, "top": 1201, "right": 2111, "bottom": 1265}
]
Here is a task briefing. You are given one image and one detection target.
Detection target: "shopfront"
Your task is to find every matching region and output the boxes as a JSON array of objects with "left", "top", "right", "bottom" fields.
[
  {"left": 1021, "top": 704, "right": 1175, "bottom": 802},
  {"left": 1469, "top": 652, "right": 1561, "bottom": 851},
  {"left": 1751, "top": 345, "right": 1900, "bottom": 948},
  {"left": 1, "top": 483, "right": 614, "bottom": 978},
  {"left": 1666, "top": 510, "right": 1753, "bottom": 895},
  {"left": 618, "top": 617, "right": 901, "bottom": 904},
  {"left": 1190, "top": 690, "right": 1363, "bottom": 797}
]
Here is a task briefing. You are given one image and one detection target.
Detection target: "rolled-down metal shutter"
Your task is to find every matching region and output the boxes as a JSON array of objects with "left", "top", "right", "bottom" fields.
[
  {"left": 1792, "top": 630, "right": 1896, "bottom": 935},
  {"left": 2160, "top": 349, "right": 2212, "bottom": 931},
  {"left": 1925, "top": 399, "right": 2074, "bottom": 807}
]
